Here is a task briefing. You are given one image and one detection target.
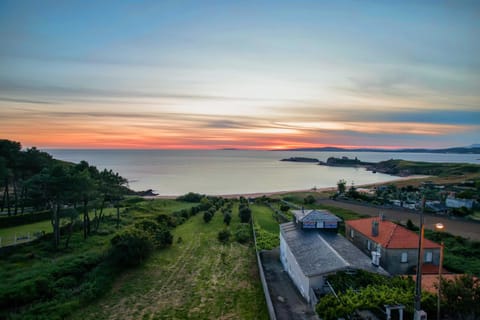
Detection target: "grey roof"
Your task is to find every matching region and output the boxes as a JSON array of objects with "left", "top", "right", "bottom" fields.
[
  {"left": 280, "top": 222, "right": 388, "bottom": 277},
  {"left": 292, "top": 209, "right": 342, "bottom": 222}
]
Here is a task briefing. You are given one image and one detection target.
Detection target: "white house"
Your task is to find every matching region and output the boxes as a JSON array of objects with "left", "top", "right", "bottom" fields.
[
  {"left": 291, "top": 209, "right": 342, "bottom": 229},
  {"left": 279, "top": 222, "right": 388, "bottom": 303}
]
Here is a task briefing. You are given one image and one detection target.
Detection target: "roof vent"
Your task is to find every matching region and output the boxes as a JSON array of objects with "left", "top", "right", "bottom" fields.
[{"left": 372, "top": 220, "right": 379, "bottom": 237}]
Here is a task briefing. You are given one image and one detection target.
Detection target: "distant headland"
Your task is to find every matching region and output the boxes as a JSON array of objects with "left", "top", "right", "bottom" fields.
[{"left": 275, "top": 145, "right": 480, "bottom": 154}]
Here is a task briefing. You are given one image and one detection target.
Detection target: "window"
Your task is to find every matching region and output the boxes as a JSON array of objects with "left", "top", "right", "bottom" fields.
[
  {"left": 350, "top": 229, "right": 355, "bottom": 238},
  {"left": 401, "top": 252, "right": 408, "bottom": 263},
  {"left": 367, "top": 240, "right": 372, "bottom": 250},
  {"left": 425, "top": 251, "right": 433, "bottom": 263}
]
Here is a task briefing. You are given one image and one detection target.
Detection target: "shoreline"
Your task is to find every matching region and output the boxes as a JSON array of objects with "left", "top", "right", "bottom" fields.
[{"left": 143, "top": 175, "right": 430, "bottom": 200}]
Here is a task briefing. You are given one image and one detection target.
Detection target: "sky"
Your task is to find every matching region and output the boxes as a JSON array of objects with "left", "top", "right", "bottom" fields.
[{"left": 0, "top": 0, "right": 479, "bottom": 150}]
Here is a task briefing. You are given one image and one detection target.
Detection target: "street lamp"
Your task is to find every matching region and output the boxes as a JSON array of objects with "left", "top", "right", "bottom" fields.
[{"left": 435, "top": 223, "right": 445, "bottom": 320}]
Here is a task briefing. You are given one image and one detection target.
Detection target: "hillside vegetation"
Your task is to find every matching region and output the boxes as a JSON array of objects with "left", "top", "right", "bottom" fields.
[{"left": 372, "top": 159, "right": 480, "bottom": 177}]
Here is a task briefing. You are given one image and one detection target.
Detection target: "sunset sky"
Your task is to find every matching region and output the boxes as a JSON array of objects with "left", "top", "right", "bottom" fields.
[{"left": 0, "top": 1, "right": 479, "bottom": 150}]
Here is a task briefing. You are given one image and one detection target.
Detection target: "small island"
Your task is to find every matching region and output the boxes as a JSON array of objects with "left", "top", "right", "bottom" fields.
[
  {"left": 318, "top": 156, "right": 374, "bottom": 167},
  {"left": 280, "top": 157, "right": 319, "bottom": 163}
]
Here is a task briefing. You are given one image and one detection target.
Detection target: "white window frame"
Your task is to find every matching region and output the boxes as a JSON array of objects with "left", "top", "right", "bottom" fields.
[
  {"left": 425, "top": 251, "right": 433, "bottom": 263},
  {"left": 350, "top": 229, "right": 355, "bottom": 238},
  {"left": 401, "top": 252, "right": 408, "bottom": 263},
  {"left": 367, "top": 240, "right": 371, "bottom": 250}
]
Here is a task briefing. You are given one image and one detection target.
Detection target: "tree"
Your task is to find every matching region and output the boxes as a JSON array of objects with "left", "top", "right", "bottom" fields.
[
  {"left": 304, "top": 195, "right": 315, "bottom": 204},
  {"left": 223, "top": 212, "right": 232, "bottom": 226},
  {"left": 0, "top": 140, "right": 21, "bottom": 215},
  {"left": 280, "top": 204, "right": 290, "bottom": 213},
  {"left": 203, "top": 211, "right": 213, "bottom": 223},
  {"left": 439, "top": 274, "right": 480, "bottom": 319},
  {"left": 95, "top": 169, "right": 127, "bottom": 230},
  {"left": 217, "top": 229, "right": 231, "bottom": 243},
  {"left": 135, "top": 219, "right": 173, "bottom": 247},
  {"left": 239, "top": 206, "right": 251, "bottom": 223},
  {"left": 109, "top": 227, "right": 153, "bottom": 267},
  {"left": 337, "top": 179, "right": 347, "bottom": 194},
  {"left": 71, "top": 162, "right": 97, "bottom": 239}
]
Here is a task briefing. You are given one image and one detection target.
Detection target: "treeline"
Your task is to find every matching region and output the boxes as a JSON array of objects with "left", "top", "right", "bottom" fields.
[{"left": 0, "top": 139, "right": 129, "bottom": 249}]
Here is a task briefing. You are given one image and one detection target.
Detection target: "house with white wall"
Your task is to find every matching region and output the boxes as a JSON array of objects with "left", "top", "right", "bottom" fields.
[{"left": 279, "top": 221, "right": 388, "bottom": 304}]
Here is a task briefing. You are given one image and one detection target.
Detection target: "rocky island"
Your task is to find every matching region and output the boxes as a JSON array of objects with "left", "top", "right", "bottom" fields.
[
  {"left": 318, "top": 156, "right": 374, "bottom": 167},
  {"left": 280, "top": 157, "right": 319, "bottom": 163}
]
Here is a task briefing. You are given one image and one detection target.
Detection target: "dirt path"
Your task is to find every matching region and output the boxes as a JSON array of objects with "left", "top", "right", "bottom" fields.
[{"left": 318, "top": 199, "right": 480, "bottom": 241}]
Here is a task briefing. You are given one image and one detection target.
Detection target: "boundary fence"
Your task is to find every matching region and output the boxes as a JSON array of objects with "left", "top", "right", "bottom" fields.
[{"left": 251, "top": 215, "right": 277, "bottom": 320}]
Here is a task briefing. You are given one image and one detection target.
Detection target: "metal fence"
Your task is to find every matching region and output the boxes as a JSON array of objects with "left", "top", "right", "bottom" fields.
[{"left": 0, "top": 230, "right": 45, "bottom": 247}]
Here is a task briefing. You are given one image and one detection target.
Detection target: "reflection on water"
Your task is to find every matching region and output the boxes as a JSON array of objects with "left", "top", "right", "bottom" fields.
[{"left": 46, "top": 150, "right": 479, "bottom": 196}]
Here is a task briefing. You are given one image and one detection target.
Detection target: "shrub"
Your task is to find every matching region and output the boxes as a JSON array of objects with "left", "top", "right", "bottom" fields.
[
  {"left": 234, "top": 224, "right": 251, "bottom": 244},
  {"left": 176, "top": 192, "right": 203, "bottom": 202},
  {"left": 217, "top": 230, "right": 231, "bottom": 243},
  {"left": 223, "top": 212, "right": 232, "bottom": 226},
  {"left": 155, "top": 213, "right": 177, "bottom": 227},
  {"left": 135, "top": 218, "right": 173, "bottom": 247},
  {"left": 203, "top": 211, "right": 213, "bottom": 223},
  {"left": 304, "top": 195, "right": 316, "bottom": 205},
  {"left": 109, "top": 227, "right": 153, "bottom": 267},
  {"left": 239, "top": 207, "right": 251, "bottom": 223}
]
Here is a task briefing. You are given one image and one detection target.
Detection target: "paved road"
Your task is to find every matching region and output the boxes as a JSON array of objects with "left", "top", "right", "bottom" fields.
[{"left": 318, "top": 199, "right": 480, "bottom": 241}]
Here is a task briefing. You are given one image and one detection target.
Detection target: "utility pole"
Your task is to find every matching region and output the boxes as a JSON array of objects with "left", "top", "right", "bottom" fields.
[{"left": 414, "top": 196, "right": 427, "bottom": 320}]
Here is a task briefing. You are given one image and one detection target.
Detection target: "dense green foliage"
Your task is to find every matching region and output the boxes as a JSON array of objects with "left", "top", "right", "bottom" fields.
[
  {"left": 317, "top": 271, "right": 435, "bottom": 320},
  {"left": 439, "top": 274, "right": 480, "bottom": 319},
  {"left": 424, "top": 229, "right": 480, "bottom": 276},
  {"left": 217, "top": 229, "right": 231, "bottom": 243},
  {"left": 239, "top": 205, "right": 252, "bottom": 223},
  {"left": 0, "top": 198, "right": 197, "bottom": 319},
  {"left": 109, "top": 227, "right": 153, "bottom": 266},
  {"left": 375, "top": 159, "right": 480, "bottom": 176},
  {"left": 233, "top": 223, "right": 251, "bottom": 244}
]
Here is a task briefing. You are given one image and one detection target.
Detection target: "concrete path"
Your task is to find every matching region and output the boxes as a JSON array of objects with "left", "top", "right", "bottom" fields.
[{"left": 261, "top": 248, "right": 320, "bottom": 320}]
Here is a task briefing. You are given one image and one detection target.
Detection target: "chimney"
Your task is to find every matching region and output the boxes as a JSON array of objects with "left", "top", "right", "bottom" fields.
[{"left": 371, "top": 220, "right": 379, "bottom": 237}]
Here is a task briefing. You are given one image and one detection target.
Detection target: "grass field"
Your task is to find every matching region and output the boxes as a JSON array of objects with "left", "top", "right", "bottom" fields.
[
  {"left": 251, "top": 204, "right": 279, "bottom": 234},
  {"left": 69, "top": 202, "right": 268, "bottom": 320},
  {"left": 0, "top": 220, "right": 53, "bottom": 246}
]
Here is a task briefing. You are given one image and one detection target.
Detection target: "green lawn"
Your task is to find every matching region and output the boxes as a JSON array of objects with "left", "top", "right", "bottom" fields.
[
  {"left": 251, "top": 204, "right": 279, "bottom": 234},
  {"left": 0, "top": 220, "right": 53, "bottom": 246},
  {"left": 69, "top": 201, "right": 268, "bottom": 320}
]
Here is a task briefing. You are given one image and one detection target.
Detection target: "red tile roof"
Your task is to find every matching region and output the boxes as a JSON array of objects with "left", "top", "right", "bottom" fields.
[{"left": 346, "top": 217, "right": 441, "bottom": 249}]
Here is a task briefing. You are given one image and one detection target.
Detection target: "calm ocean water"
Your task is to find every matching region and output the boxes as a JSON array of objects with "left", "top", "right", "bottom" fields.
[{"left": 46, "top": 150, "right": 480, "bottom": 196}]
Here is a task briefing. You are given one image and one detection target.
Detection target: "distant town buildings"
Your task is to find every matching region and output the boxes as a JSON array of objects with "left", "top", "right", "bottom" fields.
[{"left": 446, "top": 196, "right": 475, "bottom": 209}]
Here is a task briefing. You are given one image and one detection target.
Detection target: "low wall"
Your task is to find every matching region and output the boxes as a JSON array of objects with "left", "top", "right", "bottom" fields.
[{"left": 251, "top": 217, "right": 277, "bottom": 320}]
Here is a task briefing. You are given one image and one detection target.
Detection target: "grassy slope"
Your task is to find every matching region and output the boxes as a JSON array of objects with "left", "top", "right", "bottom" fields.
[
  {"left": 70, "top": 203, "right": 268, "bottom": 320},
  {"left": 0, "top": 200, "right": 196, "bottom": 319}
]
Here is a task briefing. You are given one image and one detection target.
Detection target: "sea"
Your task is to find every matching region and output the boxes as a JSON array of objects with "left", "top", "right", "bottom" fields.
[{"left": 45, "top": 150, "right": 480, "bottom": 196}]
